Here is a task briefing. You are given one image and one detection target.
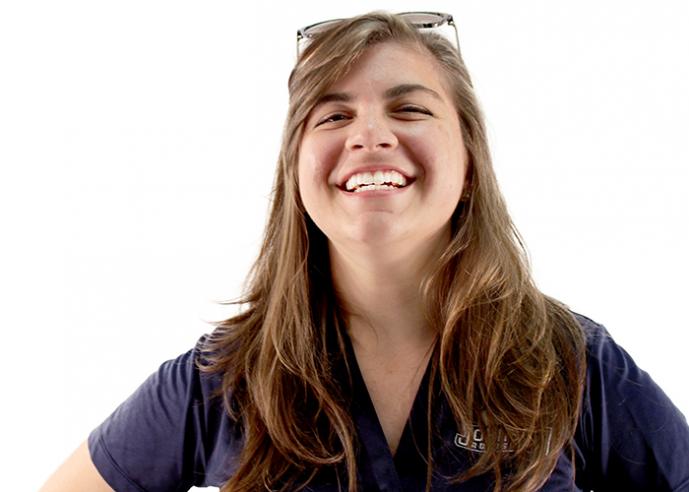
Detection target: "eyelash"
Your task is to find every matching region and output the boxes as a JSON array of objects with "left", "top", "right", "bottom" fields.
[
  {"left": 399, "top": 105, "right": 433, "bottom": 116},
  {"left": 316, "top": 106, "right": 432, "bottom": 126}
]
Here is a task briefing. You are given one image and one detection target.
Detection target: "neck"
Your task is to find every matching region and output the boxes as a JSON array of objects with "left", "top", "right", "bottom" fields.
[{"left": 329, "top": 227, "right": 449, "bottom": 353}]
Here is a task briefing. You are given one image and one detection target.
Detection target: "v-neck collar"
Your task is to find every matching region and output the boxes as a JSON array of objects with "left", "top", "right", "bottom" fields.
[{"left": 341, "top": 328, "right": 435, "bottom": 491}]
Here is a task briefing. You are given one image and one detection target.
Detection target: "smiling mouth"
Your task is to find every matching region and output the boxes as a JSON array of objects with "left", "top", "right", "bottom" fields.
[{"left": 337, "top": 167, "right": 417, "bottom": 193}]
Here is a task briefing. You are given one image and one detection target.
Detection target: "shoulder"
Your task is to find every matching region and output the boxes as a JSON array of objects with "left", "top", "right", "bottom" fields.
[
  {"left": 568, "top": 310, "right": 610, "bottom": 349},
  {"left": 132, "top": 333, "right": 228, "bottom": 417},
  {"left": 568, "top": 311, "right": 689, "bottom": 491},
  {"left": 88, "top": 333, "right": 239, "bottom": 490},
  {"left": 568, "top": 309, "right": 675, "bottom": 426},
  {"left": 568, "top": 311, "right": 642, "bottom": 383}
]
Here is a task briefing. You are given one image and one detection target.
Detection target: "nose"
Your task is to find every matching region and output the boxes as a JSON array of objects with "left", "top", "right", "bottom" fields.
[{"left": 345, "top": 110, "right": 398, "bottom": 152}]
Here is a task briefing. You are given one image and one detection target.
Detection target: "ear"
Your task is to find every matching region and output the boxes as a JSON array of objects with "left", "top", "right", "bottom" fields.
[{"left": 461, "top": 160, "right": 474, "bottom": 200}]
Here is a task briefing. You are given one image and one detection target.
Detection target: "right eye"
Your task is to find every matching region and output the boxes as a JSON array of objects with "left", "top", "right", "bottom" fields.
[{"left": 316, "top": 113, "right": 349, "bottom": 126}]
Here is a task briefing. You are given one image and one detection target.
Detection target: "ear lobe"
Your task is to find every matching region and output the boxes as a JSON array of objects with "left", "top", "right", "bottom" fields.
[
  {"left": 461, "top": 159, "right": 474, "bottom": 199},
  {"left": 460, "top": 175, "right": 473, "bottom": 201}
]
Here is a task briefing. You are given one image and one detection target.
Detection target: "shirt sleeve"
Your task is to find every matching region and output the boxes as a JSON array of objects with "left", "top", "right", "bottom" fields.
[
  {"left": 87, "top": 334, "right": 229, "bottom": 492},
  {"left": 573, "top": 313, "right": 689, "bottom": 491}
]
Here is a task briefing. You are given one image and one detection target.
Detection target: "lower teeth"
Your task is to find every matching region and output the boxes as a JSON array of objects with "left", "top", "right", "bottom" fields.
[{"left": 353, "top": 184, "right": 399, "bottom": 193}]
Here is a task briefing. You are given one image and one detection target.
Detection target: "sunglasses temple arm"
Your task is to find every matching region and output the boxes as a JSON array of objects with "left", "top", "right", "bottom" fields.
[{"left": 451, "top": 22, "right": 461, "bottom": 57}]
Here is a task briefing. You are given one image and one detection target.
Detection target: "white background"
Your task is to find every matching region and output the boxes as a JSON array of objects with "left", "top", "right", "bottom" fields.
[{"left": 1, "top": 1, "right": 687, "bottom": 490}]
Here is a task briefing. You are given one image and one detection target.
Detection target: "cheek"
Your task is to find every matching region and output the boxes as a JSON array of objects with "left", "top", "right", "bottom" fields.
[
  {"left": 440, "top": 123, "right": 469, "bottom": 182},
  {"left": 409, "top": 125, "right": 465, "bottom": 180},
  {"left": 298, "top": 137, "right": 342, "bottom": 190}
]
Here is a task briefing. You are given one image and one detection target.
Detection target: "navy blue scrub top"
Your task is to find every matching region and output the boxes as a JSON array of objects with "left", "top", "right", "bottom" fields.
[{"left": 88, "top": 312, "right": 689, "bottom": 491}]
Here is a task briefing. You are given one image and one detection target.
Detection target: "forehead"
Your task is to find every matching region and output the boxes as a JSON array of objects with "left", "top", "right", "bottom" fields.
[{"left": 322, "top": 41, "right": 452, "bottom": 103}]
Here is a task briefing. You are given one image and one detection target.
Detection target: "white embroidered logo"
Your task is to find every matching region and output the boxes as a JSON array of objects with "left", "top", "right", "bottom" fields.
[
  {"left": 453, "top": 426, "right": 512, "bottom": 453},
  {"left": 453, "top": 426, "right": 552, "bottom": 455}
]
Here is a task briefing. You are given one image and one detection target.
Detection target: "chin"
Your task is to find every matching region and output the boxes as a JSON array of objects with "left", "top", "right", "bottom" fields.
[{"left": 344, "top": 220, "right": 414, "bottom": 246}]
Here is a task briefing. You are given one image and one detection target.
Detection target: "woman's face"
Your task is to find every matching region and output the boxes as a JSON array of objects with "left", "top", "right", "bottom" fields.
[{"left": 298, "top": 41, "right": 468, "bottom": 253}]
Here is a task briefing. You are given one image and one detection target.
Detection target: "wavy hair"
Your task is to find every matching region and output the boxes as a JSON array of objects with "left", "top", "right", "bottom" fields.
[{"left": 197, "top": 11, "right": 587, "bottom": 492}]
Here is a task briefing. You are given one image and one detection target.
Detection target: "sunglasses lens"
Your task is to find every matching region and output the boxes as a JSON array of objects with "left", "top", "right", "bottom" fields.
[{"left": 399, "top": 12, "right": 446, "bottom": 28}]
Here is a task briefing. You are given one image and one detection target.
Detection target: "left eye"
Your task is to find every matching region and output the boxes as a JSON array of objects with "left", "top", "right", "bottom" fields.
[{"left": 397, "top": 105, "right": 433, "bottom": 116}]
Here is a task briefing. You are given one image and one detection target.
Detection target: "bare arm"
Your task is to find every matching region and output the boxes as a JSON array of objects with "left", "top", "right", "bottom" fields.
[{"left": 39, "top": 440, "right": 114, "bottom": 492}]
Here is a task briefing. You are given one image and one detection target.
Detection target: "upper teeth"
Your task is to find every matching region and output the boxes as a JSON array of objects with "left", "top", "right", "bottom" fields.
[{"left": 344, "top": 170, "right": 408, "bottom": 191}]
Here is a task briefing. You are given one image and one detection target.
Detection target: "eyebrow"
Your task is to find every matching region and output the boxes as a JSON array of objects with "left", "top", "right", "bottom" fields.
[{"left": 313, "top": 83, "right": 443, "bottom": 109}]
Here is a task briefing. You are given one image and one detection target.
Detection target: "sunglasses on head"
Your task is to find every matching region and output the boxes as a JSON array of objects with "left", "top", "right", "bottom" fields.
[{"left": 296, "top": 12, "right": 460, "bottom": 58}]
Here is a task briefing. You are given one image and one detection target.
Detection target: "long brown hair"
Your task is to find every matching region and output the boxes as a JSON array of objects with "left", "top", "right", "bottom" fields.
[{"left": 197, "top": 11, "right": 587, "bottom": 492}]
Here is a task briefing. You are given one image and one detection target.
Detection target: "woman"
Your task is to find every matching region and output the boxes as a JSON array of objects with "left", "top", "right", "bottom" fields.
[{"left": 40, "top": 11, "right": 689, "bottom": 492}]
